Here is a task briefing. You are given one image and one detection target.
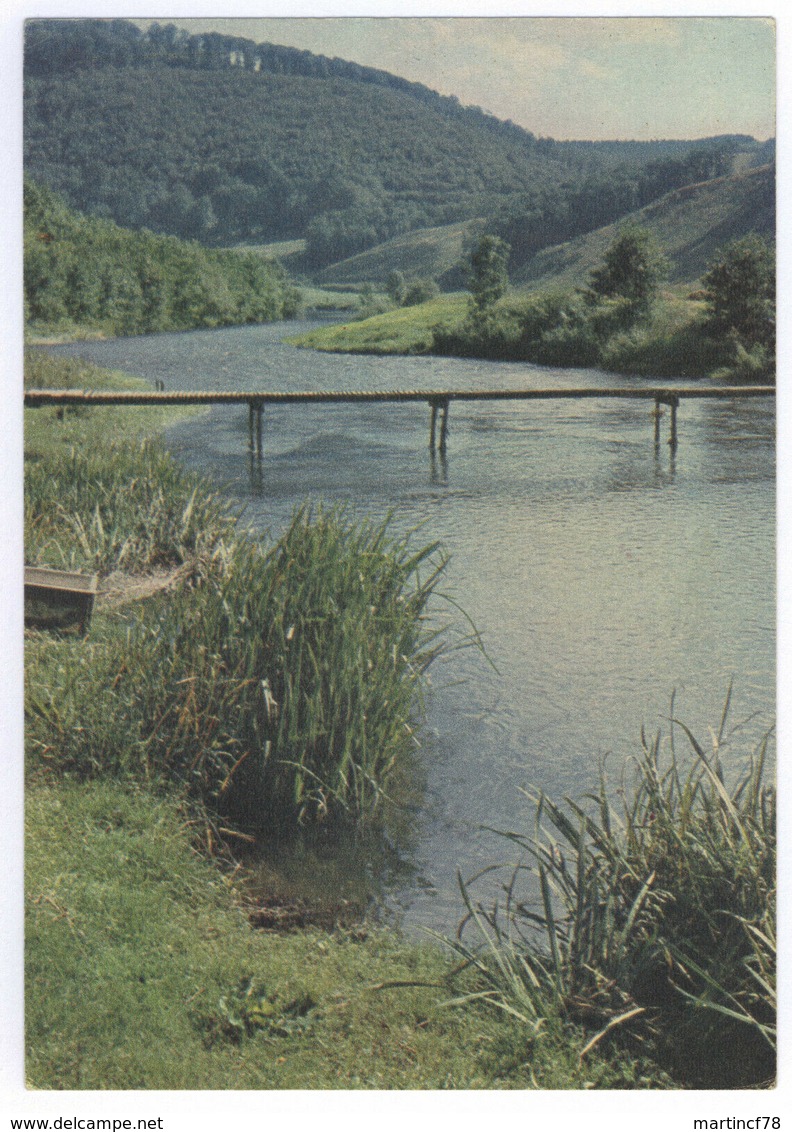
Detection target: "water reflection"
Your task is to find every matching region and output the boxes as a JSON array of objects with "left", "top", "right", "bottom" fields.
[{"left": 429, "top": 448, "right": 449, "bottom": 485}]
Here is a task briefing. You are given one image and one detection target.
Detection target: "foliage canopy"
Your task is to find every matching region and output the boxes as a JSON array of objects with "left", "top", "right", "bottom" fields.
[
  {"left": 586, "top": 226, "right": 668, "bottom": 319},
  {"left": 702, "top": 234, "right": 775, "bottom": 350}
]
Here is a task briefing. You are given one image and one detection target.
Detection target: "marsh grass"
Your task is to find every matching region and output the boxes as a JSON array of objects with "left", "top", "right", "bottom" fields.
[{"left": 444, "top": 694, "right": 775, "bottom": 1087}]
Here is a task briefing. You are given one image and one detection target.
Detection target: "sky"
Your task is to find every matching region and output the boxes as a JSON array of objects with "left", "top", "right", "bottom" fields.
[{"left": 131, "top": 15, "right": 776, "bottom": 142}]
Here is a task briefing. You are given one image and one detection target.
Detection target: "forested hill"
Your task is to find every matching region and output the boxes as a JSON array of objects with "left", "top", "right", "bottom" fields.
[{"left": 24, "top": 19, "right": 773, "bottom": 269}]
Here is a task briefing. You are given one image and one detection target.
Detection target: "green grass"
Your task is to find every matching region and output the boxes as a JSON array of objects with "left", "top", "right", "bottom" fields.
[
  {"left": 288, "top": 293, "right": 467, "bottom": 354},
  {"left": 317, "top": 218, "right": 485, "bottom": 287},
  {"left": 25, "top": 777, "right": 668, "bottom": 1090},
  {"left": 297, "top": 285, "right": 361, "bottom": 311},
  {"left": 229, "top": 238, "right": 307, "bottom": 261},
  {"left": 25, "top": 350, "right": 223, "bottom": 574}
]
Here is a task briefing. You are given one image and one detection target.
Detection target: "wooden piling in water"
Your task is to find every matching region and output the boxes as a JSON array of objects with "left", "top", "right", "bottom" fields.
[
  {"left": 439, "top": 398, "right": 450, "bottom": 453},
  {"left": 249, "top": 401, "right": 264, "bottom": 457},
  {"left": 668, "top": 395, "right": 679, "bottom": 450},
  {"left": 429, "top": 401, "right": 438, "bottom": 450}
]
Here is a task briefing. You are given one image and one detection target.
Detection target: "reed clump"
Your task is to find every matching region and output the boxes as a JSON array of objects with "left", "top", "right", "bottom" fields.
[
  {"left": 444, "top": 695, "right": 775, "bottom": 1088},
  {"left": 27, "top": 506, "right": 449, "bottom": 836},
  {"left": 25, "top": 348, "right": 233, "bottom": 574},
  {"left": 25, "top": 438, "right": 234, "bottom": 573}
]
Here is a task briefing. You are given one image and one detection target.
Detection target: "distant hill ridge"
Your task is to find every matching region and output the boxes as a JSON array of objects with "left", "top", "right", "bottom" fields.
[
  {"left": 24, "top": 18, "right": 547, "bottom": 152},
  {"left": 24, "top": 18, "right": 774, "bottom": 270}
]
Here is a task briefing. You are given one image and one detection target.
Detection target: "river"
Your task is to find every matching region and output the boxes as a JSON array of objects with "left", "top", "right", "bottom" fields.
[{"left": 48, "top": 317, "right": 776, "bottom": 933}]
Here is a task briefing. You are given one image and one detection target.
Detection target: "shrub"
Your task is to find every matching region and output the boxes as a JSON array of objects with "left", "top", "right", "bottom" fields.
[{"left": 402, "top": 279, "right": 439, "bottom": 307}]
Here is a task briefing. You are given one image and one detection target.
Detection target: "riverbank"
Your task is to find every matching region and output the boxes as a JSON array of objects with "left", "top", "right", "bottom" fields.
[
  {"left": 24, "top": 349, "right": 774, "bottom": 1089},
  {"left": 289, "top": 288, "right": 772, "bottom": 382},
  {"left": 30, "top": 777, "right": 668, "bottom": 1090},
  {"left": 24, "top": 350, "right": 657, "bottom": 1088}
]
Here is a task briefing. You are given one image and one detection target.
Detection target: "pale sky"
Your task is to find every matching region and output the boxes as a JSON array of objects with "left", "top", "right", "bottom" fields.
[{"left": 132, "top": 16, "right": 776, "bottom": 142}]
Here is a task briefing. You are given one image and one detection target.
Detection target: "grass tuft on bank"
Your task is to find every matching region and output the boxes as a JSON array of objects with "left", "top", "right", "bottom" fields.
[{"left": 448, "top": 696, "right": 775, "bottom": 1089}]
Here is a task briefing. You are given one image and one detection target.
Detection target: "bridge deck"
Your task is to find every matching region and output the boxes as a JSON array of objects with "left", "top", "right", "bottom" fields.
[
  {"left": 24, "top": 384, "right": 774, "bottom": 455},
  {"left": 24, "top": 385, "right": 774, "bottom": 407}
]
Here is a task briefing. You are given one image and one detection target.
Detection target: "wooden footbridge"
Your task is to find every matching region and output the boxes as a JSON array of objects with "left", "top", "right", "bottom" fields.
[{"left": 25, "top": 384, "right": 774, "bottom": 455}]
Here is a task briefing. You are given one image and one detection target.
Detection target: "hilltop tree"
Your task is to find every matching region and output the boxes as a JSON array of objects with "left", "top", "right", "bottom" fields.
[{"left": 385, "top": 269, "right": 406, "bottom": 304}]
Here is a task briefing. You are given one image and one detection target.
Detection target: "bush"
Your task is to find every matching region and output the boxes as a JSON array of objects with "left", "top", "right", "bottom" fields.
[
  {"left": 599, "top": 321, "right": 724, "bottom": 378},
  {"left": 402, "top": 279, "right": 439, "bottom": 307}
]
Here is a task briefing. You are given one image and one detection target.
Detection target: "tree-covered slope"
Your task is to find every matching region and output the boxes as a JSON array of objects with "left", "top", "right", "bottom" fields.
[
  {"left": 24, "top": 179, "right": 300, "bottom": 335},
  {"left": 24, "top": 64, "right": 570, "bottom": 262},
  {"left": 24, "top": 19, "right": 773, "bottom": 271}
]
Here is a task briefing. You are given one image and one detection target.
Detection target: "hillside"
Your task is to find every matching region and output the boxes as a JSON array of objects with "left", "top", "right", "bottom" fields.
[
  {"left": 24, "top": 61, "right": 572, "bottom": 264},
  {"left": 317, "top": 218, "right": 486, "bottom": 286},
  {"left": 24, "top": 19, "right": 771, "bottom": 272},
  {"left": 24, "top": 179, "right": 300, "bottom": 337},
  {"left": 516, "top": 164, "right": 775, "bottom": 291}
]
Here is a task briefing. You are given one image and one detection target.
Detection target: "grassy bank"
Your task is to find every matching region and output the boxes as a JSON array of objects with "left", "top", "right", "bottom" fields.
[
  {"left": 288, "top": 287, "right": 768, "bottom": 381},
  {"left": 28, "top": 778, "right": 666, "bottom": 1090},
  {"left": 288, "top": 293, "right": 467, "bottom": 355}
]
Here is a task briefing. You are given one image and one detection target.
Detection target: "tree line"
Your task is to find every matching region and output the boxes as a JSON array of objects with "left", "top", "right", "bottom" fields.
[
  {"left": 24, "top": 179, "right": 301, "bottom": 336},
  {"left": 435, "top": 229, "right": 774, "bottom": 380}
]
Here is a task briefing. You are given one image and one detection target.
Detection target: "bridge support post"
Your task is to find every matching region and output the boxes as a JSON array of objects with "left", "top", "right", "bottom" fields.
[
  {"left": 249, "top": 401, "right": 264, "bottom": 458},
  {"left": 439, "top": 398, "right": 450, "bottom": 453},
  {"left": 653, "top": 398, "right": 662, "bottom": 446},
  {"left": 668, "top": 395, "right": 679, "bottom": 451},
  {"left": 428, "top": 398, "right": 450, "bottom": 452}
]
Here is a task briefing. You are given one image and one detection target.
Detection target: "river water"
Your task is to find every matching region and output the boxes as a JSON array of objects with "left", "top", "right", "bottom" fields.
[{"left": 49, "top": 318, "right": 776, "bottom": 933}]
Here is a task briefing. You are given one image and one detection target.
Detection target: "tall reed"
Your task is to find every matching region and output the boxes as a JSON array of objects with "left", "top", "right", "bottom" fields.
[
  {"left": 27, "top": 507, "right": 450, "bottom": 836},
  {"left": 25, "top": 438, "right": 233, "bottom": 573},
  {"left": 445, "top": 695, "right": 775, "bottom": 1087}
]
